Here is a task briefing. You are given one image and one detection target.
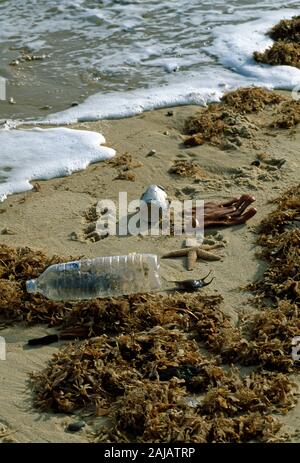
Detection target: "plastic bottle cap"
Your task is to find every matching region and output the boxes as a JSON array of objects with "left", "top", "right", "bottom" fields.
[{"left": 26, "top": 279, "right": 37, "bottom": 293}]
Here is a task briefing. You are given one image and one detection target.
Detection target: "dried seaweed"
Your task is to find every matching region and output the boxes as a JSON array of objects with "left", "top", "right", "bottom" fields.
[
  {"left": 254, "top": 16, "right": 300, "bottom": 68},
  {"left": 0, "top": 245, "right": 68, "bottom": 325},
  {"left": 107, "top": 153, "right": 143, "bottom": 170},
  {"left": 168, "top": 160, "right": 207, "bottom": 178},
  {"left": 221, "top": 87, "right": 284, "bottom": 113},
  {"left": 269, "top": 16, "right": 300, "bottom": 43},
  {"left": 31, "top": 334, "right": 296, "bottom": 442},
  {"left": 114, "top": 170, "right": 136, "bottom": 181},
  {"left": 1, "top": 235, "right": 298, "bottom": 442},
  {"left": 245, "top": 184, "right": 300, "bottom": 371},
  {"left": 271, "top": 100, "right": 300, "bottom": 128},
  {"left": 252, "top": 184, "right": 300, "bottom": 302},
  {"left": 254, "top": 42, "right": 300, "bottom": 70},
  {"left": 106, "top": 153, "right": 142, "bottom": 182},
  {"left": 183, "top": 134, "right": 205, "bottom": 147},
  {"left": 183, "top": 88, "right": 282, "bottom": 148}
]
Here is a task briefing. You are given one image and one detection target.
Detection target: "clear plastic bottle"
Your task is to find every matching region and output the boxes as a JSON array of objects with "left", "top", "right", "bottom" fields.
[{"left": 26, "top": 253, "right": 161, "bottom": 301}]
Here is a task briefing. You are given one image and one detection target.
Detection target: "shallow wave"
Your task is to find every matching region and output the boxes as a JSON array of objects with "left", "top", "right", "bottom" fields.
[
  {"left": 1, "top": 0, "right": 300, "bottom": 94},
  {"left": 33, "top": 9, "right": 300, "bottom": 124}
]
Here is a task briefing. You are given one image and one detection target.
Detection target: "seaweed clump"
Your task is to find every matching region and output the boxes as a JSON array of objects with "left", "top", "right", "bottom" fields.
[
  {"left": 254, "top": 42, "right": 300, "bottom": 69},
  {"left": 253, "top": 16, "right": 300, "bottom": 69},
  {"left": 31, "top": 331, "right": 296, "bottom": 443},
  {"left": 168, "top": 160, "right": 207, "bottom": 178},
  {"left": 107, "top": 153, "right": 143, "bottom": 183},
  {"left": 183, "top": 88, "right": 283, "bottom": 149},
  {"left": 0, "top": 245, "right": 67, "bottom": 325},
  {"left": 271, "top": 100, "right": 300, "bottom": 129},
  {"left": 221, "top": 87, "right": 283, "bottom": 113},
  {"left": 252, "top": 184, "right": 299, "bottom": 303},
  {"left": 269, "top": 16, "right": 300, "bottom": 44},
  {"left": 246, "top": 184, "right": 300, "bottom": 370}
]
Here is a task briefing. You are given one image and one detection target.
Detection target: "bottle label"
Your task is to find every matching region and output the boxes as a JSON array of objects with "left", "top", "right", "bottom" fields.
[{"left": 57, "top": 261, "right": 81, "bottom": 271}]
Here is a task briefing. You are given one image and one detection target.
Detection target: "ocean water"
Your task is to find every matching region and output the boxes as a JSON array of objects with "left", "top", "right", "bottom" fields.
[{"left": 0, "top": 0, "right": 300, "bottom": 199}]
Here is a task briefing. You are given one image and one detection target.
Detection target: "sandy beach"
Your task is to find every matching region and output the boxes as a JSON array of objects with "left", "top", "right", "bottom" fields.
[{"left": 0, "top": 92, "right": 299, "bottom": 442}]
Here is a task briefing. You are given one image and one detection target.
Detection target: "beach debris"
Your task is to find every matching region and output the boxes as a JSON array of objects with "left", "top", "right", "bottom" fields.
[
  {"left": 183, "top": 88, "right": 285, "bottom": 149},
  {"left": 9, "top": 51, "right": 48, "bottom": 66},
  {"left": 33, "top": 182, "right": 41, "bottom": 192},
  {"left": 28, "top": 326, "right": 91, "bottom": 346},
  {"left": 22, "top": 53, "right": 47, "bottom": 61},
  {"left": 114, "top": 170, "right": 136, "bottom": 181},
  {"left": 108, "top": 153, "right": 142, "bottom": 182},
  {"left": 25, "top": 254, "right": 161, "bottom": 301},
  {"left": 0, "top": 422, "right": 18, "bottom": 443},
  {"left": 184, "top": 105, "right": 254, "bottom": 149},
  {"left": 170, "top": 270, "right": 214, "bottom": 291},
  {"left": 85, "top": 230, "right": 104, "bottom": 242},
  {"left": 271, "top": 100, "right": 300, "bottom": 129},
  {"left": 183, "top": 133, "right": 205, "bottom": 147},
  {"left": 169, "top": 160, "right": 207, "bottom": 178},
  {"left": 222, "top": 140, "right": 238, "bottom": 151},
  {"left": 9, "top": 97, "right": 16, "bottom": 105},
  {"left": 30, "top": 325, "right": 297, "bottom": 443},
  {"left": 249, "top": 183, "right": 300, "bottom": 305},
  {"left": 221, "top": 87, "right": 284, "bottom": 113},
  {"left": 251, "top": 153, "right": 286, "bottom": 170},
  {"left": 108, "top": 153, "right": 143, "bottom": 169},
  {"left": 162, "top": 245, "right": 222, "bottom": 270},
  {"left": 0, "top": 239, "right": 298, "bottom": 443},
  {"left": 165, "top": 110, "right": 174, "bottom": 117},
  {"left": 254, "top": 42, "right": 300, "bottom": 69},
  {"left": 146, "top": 149, "right": 156, "bottom": 157},
  {"left": 269, "top": 16, "right": 300, "bottom": 42},
  {"left": 200, "top": 194, "right": 257, "bottom": 227},
  {"left": 39, "top": 105, "right": 52, "bottom": 110},
  {"left": 253, "top": 16, "right": 300, "bottom": 69},
  {"left": 140, "top": 185, "right": 169, "bottom": 223},
  {"left": 66, "top": 421, "right": 86, "bottom": 433},
  {"left": 68, "top": 232, "right": 79, "bottom": 241},
  {"left": 83, "top": 205, "right": 109, "bottom": 242},
  {"left": 0, "top": 227, "right": 15, "bottom": 235},
  {"left": 172, "top": 194, "right": 257, "bottom": 230},
  {"left": 251, "top": 160, "right": 261, "bottom": 167},
  {"left": 28, "top": 334, "right": 59, "bottom": 346}
]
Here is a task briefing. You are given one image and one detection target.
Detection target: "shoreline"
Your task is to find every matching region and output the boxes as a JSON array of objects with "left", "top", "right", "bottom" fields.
[{"left": 0, "top": 96, "right": 300, "bottom": 442}]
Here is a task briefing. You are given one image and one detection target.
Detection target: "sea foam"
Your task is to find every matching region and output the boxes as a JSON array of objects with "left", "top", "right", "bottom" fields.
[
  {"left": 0, "top": 127, "right": 115, "bottom": 202},
  {"left": 209, "top": 10, "right": 300, "bottom": 88},
  {"left": 32, "top": 8, "right": 300, "bottom": 125}
]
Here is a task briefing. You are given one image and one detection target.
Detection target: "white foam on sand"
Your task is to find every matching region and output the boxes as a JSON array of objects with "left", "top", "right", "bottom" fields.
[
  {"left": 27, "top": 68, "right": 273, "bottom": 125},
  {"left": 0, "top": 127, "right": 115, "bottom": 202},
  {"left": 30, "top": 75, "right": 225, "bottom": 124}
]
